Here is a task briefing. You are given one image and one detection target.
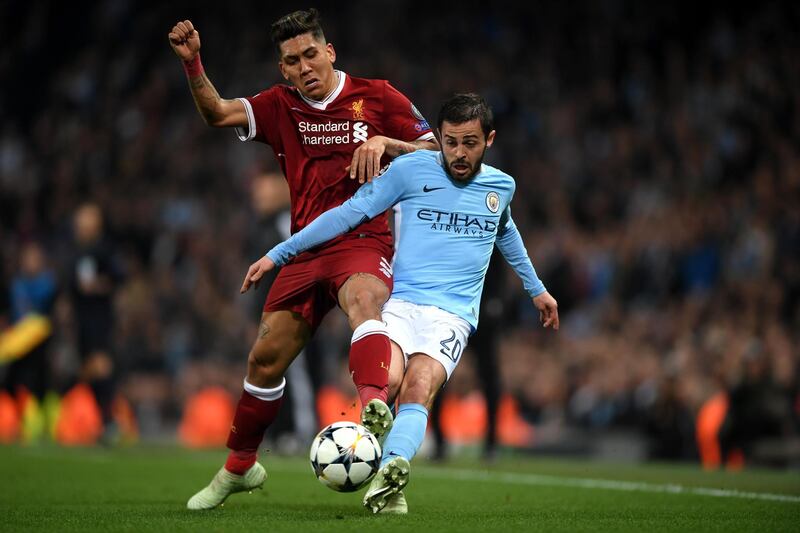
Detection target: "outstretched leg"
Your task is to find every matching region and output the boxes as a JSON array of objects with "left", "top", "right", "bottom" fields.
[
  {"left": 338, "top": 273, "right": 394, "bottom": 440},
  {"left": 187, "top": 310, "right": 310, "bottom": 510},
  {"left": 364, "top": 354, "right": 446, "bottom": 514}
]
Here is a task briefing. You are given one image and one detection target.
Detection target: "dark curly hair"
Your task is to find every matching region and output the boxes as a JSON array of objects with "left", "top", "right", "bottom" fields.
[
  {"left": 437, "top": 93, "right": 494, "bottom": 139},
  {"left": 270, "top": 8, "right": 326, "bottom": 53}
]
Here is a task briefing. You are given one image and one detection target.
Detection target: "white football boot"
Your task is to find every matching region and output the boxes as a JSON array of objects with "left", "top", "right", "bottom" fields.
[
  {"left": 363, "top": 456, "right": 410, "bottom": 514},
  {"left": 186, "top": 463, "right": 266, "bottom": 510},
  {"left": 381, "top": 491, "right": 408, "bottom": 514}
]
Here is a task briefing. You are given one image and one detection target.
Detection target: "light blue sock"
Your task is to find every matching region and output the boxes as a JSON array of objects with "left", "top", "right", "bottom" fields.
[{"left": 380, "top": 403, "right": 428, "bottom": 466}]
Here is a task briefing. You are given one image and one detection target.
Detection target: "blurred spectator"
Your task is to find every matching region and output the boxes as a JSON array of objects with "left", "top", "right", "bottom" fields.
[
  {"left": 245, "top": 172, "right": 291, "bottom": 320},
  {"left": 67, "top": 203, "right": 123, "bottom": 439},
  {"left": 3, "top": 241, "right": 57, "bottom": 400},
  {"left": 719, "top": 338, "right": 798, "bottom": 465}
]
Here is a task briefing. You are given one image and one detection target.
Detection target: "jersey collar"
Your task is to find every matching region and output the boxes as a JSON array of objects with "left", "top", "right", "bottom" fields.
[{"left": 298, "top": 70, "right": 347, "bottom": 110}]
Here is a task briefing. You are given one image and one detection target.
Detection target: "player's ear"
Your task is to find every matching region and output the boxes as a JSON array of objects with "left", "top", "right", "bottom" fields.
[
  {"left": 278, "top": 61, "right": 289, "bottom": 80},
  {"left": 326, "top": 42, "right": 336, "bottom": 64},
  {"left": 485, "top": 130, "right": 496, "bottom": 148}
]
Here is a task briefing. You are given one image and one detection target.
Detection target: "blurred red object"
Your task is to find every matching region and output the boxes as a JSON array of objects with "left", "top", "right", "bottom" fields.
[
  {"left": 179, "top": 387, "right": 235, "bottom": 448},
  {"left": 315, "top": 385, "right": 360, "bottom": 429},
  {"left": 0, "top": 390, "right": 20, "bottom": 443},
  {"left": 55, "top": 384, "right": 103, "bottom": 446}
]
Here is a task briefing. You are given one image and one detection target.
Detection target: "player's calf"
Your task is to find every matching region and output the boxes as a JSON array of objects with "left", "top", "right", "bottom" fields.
[{"left": 349, "top": 319, "right": 392, "bottom": 406}]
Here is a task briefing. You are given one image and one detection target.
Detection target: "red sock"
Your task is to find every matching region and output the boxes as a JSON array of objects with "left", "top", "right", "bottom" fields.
[
  {"left": 224, "top": 381, "right": 284, "bottom": 475},
  {"left": 349, "top": 319, "right": 391, "bottom": 407},
  {"left": 225, "top": 450, "right": 257, "bottom": 475}
]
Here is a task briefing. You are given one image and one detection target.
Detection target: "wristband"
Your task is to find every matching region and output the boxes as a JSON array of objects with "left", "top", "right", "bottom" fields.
[{"left": 182, "top": 54, "right": 204, "bottom": 77}]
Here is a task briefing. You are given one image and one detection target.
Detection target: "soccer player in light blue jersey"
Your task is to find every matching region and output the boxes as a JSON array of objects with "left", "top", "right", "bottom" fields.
[{"left": 241, "top": 93, "right": 559, "bottom": 514}]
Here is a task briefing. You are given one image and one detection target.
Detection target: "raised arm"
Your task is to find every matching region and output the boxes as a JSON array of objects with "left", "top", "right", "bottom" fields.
[
  {"left": 168, "top": 20, "right": 247, "bottom": 128},
  {"left": 495, "top": 208, "right": 559, "bottom": 329}
]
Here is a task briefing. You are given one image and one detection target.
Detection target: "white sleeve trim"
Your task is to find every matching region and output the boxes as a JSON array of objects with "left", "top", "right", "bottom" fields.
[
  {"left": 235, "top": 97, "right": 257, "bottom": 142},
  {"left": 414, "top": 131, "right": 435, "bottom": 142}
]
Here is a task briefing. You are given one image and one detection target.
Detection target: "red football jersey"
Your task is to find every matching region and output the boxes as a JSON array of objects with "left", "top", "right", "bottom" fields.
[{"left": 237, "top": 71, "right": 434, "bottom": 257}]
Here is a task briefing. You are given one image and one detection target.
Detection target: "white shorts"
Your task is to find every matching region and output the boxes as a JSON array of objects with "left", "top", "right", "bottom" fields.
[{"left": 381, "top": 298, "right": 472, "bottom": 380}]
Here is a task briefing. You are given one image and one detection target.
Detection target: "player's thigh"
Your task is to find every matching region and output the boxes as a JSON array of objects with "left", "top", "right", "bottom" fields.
[
  {"left": 384, "top": 299, "right": 471, "bottom": 382},
  {"left": 383, "top": 300, "right": 415, "bottom": 398},
  {"left": 397, "top": 353, "right": 448, "bottom": 409},
  {"left": 337, "top": 272, "right": 390, "bottom": 324},
  {"left": 326, "top": 245, "right": 393, "bottom": 324},
  {"left": 263, "top": 258, "right": 335, "bottom": 334},
  {"left": 248, "top": 310, "right": 311, "bottom": 386}
]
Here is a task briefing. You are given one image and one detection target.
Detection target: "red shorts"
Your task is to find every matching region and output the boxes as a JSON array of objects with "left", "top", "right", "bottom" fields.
[{"left": 263, "top": 237, "right": 394, "bottom": 332}]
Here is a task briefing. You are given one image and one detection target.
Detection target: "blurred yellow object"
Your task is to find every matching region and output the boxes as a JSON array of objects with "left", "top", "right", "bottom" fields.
[
  {"left": 0, "top": 314, "right": 52, "bottom": 363},
  {"left": 42, "top": 391, "right": 62, "bottom": 441},
  {"left": 18, "top": 388, "right": 45, "bottom": 445}
]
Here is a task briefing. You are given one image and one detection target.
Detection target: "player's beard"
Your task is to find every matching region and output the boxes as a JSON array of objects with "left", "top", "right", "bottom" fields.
[{"left": 442, "top": 147, "right": 487, "bottom": 182}]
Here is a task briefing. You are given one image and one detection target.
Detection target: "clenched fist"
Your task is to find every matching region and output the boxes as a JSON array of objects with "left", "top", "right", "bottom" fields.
[{"left": 168, "top": 20, "right": 201, "bottom": 61}]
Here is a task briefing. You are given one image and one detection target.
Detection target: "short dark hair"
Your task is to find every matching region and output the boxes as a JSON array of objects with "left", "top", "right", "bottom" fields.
[
  {"left": 437, "top": 93, "right": 494, "bottom": 138},
  {"left": 270, "top": 8, "right": 326, "bottom": 53}
]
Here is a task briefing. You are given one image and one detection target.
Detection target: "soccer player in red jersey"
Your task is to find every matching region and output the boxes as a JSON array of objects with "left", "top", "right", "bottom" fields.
[{"left": 168, "top": 9, "right": 438, "bottom": 509}]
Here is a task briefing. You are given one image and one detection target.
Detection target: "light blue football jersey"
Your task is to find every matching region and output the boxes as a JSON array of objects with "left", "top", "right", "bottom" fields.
[{"left": 267, "top": 149, "right": 545, "bottom": 330}]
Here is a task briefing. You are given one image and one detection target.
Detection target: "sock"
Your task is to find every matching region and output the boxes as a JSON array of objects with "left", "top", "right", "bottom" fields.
[
  {"left": 224, "top": 378, "right": 285, "bottom": 475},
  {"left": 380, "top": 403, "right": 429, "bottom": 466},
  {"left": 349, "top": 319, "right": 391, "bottom": 406}
]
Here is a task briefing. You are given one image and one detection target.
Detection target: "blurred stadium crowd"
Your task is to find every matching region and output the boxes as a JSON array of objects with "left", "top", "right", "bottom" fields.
[{"left": 1, "top": 1, "right": 798, "bottom": 465}]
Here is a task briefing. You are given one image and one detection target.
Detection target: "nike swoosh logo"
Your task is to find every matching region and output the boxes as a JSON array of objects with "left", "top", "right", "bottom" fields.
[{"left": 423, "top": 185, "right": 445, "bottom": 193}]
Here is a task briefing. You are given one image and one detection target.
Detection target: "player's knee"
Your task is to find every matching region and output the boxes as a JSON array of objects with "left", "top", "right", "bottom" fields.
[
  {"left": 247, "top": 345, "right": 284, "bottom": 382},
  {"left": 348, "top": 288, "right": 382, "bottom": 315},
  {"left": 343, "top": 275, "right": 389, "bottom": 318}
]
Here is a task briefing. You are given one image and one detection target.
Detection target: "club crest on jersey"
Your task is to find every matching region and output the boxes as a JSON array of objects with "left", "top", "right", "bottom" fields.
[
  {"left": 351, "top": 99, "right": 365, "bottom": 120},
  {"left": 486, "top": 192, "right": 500, "bottom": 213},
  {"left": 411, "top": 103, "right": 431, "bottom": 131}
]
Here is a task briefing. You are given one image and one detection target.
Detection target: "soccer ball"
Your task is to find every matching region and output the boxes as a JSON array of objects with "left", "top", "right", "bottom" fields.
[{"left": 309, "top": 421, "right": 382, "bottom": 492}]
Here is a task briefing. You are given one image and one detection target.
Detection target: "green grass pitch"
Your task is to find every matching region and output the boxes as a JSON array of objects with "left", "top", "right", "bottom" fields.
[{"left": 1, "top": 445, "right": 798, "bottom": 532}]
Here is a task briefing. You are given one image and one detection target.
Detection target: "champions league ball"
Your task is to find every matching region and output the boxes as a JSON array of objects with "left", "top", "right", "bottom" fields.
[{"left": 309, "top": 421, "right": 382, "bottom": 492}]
